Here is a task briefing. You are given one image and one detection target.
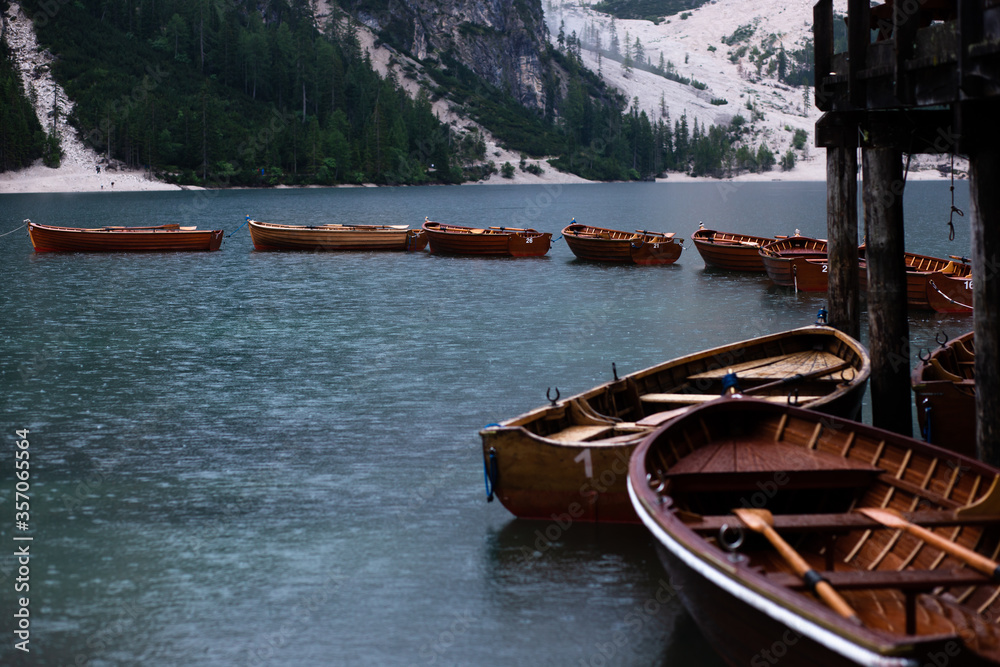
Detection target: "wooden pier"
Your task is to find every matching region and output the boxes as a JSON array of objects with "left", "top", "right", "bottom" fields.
[{"left": 814, "top": 0, "right": 999, "bottom": 463}]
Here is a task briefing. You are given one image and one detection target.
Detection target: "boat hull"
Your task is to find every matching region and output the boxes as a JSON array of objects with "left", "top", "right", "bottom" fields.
[
  {"left": 423, "top": 221, "right": 551, "bottom": 257},
  {"left": 248, "top": 221, "right": 426, "bottom": 251},
  {"left": 760, "top": 237, "right": 828, "bottom": 288},
  {"left": 926, "top": 273, "right": 974, "bottom": 313},
  {"left": 482, "top": 326, "right": 870, "bottom": 524},
  {"left": 28, "top": 223, "right": 223, "bottom": 252},
  {"left": 912, "top": 331, "right": 976, "bottom": 456},
  {"left": 691, "top": 229, "right": 771, "bottom": 272},
  {"left": 563, "top": 224, "right": 683, "bottom": 265}
]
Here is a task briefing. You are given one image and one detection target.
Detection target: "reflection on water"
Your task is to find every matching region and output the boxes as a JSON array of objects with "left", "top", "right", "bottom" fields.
[{"left": 0, "top": 180, "right": 971, "bottom": 665}]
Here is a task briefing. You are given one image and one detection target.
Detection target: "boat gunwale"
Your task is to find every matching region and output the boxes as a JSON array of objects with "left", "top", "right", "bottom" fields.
[
  {"left": 422, "top": 219, "right": 550, "bottom": 239},
  {"left": 563, "top": 223, "right": 681, "bottom": 243},
  {"left": 481, "top": 325, "right": 871, "bottom": 447},
  {"left": 27, "top": 222, "right": 215, "bottom": 235}
]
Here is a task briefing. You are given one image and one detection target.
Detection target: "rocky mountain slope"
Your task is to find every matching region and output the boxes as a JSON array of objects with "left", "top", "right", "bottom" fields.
[{"left": 337, "top": 0, "right": 550, "bottom": 109}]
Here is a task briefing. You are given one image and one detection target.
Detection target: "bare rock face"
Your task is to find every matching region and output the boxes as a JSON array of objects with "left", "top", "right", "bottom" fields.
[{"left": 342, "top": 0, "right": 549, "bottom": 110}]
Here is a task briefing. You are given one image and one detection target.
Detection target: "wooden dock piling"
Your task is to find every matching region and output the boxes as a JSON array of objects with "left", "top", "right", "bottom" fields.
[{"left": 814, "top": 0, "right": 1000, "bottom": 456}]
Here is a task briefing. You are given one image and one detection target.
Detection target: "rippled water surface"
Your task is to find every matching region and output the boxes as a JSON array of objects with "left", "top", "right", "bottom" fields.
[{"left": 0, "top": 181, "right": 972, "bottom": 666}]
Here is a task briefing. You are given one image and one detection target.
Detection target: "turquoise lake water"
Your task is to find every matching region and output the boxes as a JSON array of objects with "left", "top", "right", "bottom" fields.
[{"left": 0, "top": 180, "right": 973, "bottom": 665}]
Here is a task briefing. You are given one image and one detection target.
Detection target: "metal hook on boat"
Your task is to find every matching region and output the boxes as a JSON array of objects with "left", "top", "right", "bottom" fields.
[
  {"left": 719, "top": 524, "right": 746, "bottom": 563},
  {"left": 936, "top": 331, "right": 950, "bottom": 348},
  {"left": 547, "top": 387, "right": 561, "bottom": 406},
  {"left": 612, "top": 363, "right": 619, "bottom": 381},
  {"left": 840, "top": 368, "right": 856, "bottom": 384},
  {"left": 918, "top": 348, "right": 931, "bottom": 362},
  {"left": 787, "top": 389, "right": 801, "bottom": 406}
]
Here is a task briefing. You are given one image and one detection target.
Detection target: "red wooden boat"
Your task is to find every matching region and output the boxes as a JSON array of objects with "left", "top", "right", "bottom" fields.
[
  {"left": 629, "top": 397, "right": 1000, "bottom": 667},
  {"left": 759, "top": 234, "right": 829, "bottom": 290},
  {"left": 481, "top": 325, "right": 870, "bottom": 524},
  {"left": 926, "top": 272, "right": 974, "bottom": 313},
  {"left": 690, "top": 225, "right": 772, "bottom": 272},
  {"left": 562, "top": 221, "right": 683, "bottom": 264},
  {"left": 912, "top": 331, "right": 976, "bottom": 456},
  {"left": 247, "top": 219, "right": 427, "bottom": 251},
  {"left": 422, "top": 219, "right": 551, "bottom": 257},
  {"left": 28, "top": 220, "right": 223, "bottom": 252}
]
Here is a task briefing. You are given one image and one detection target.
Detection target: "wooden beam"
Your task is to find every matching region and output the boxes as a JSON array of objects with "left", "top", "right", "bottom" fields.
[
  {"left": 827, "top": 146, "right": 861, "bottom": 340},
  {"left": 969, "top": 141, "right": 1000, "bottom": 466},
  {"left": 893, "top": 0, "right": 920, "bottom": 104},
  {"left": 848, "top": 0, "right": 870, "bottom": 107},
  {"left": 817, "top": 110, "right": 954, "bottom": 152},
  {"left": 862, "top": 147, "right": 912, "bottom": 436},
  {"left": 814, "top": 0, "right": 835, "bottom": 111}
]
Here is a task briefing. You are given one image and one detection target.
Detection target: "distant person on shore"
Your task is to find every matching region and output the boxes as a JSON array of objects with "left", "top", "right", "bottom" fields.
[{"left": 96, "top": 165, "right": 100, "bottom": 174}]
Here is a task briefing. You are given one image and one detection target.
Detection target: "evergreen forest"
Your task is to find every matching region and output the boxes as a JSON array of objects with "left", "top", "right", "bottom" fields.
[
  {"left": 6, "top": 0, "right": 787, "bottom": 184},
  {"left": 0, "top": 32, "right": 45, "bottom": 172}
]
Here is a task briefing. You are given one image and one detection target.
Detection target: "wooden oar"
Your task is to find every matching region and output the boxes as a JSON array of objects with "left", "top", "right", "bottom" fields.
[
  {"left": 733, "top": 508, "right": 863, "bottom": 625},
  {"left": 858, "top": 508, "right": 1000, "bottom": 582}
]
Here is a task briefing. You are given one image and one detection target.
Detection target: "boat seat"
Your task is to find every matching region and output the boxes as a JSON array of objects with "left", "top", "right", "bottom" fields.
[
  {"left": 685, "top": 511, "right": 1000, "bottom": 534},
  {"left": 765, "top": 568, "right": 990, "bottom": 591},
  {"left": 661, "top": 442, "right": 883, "bottom": 493},
  {"left": 544, "top": 425, "right": 616, "bottom": 443}
]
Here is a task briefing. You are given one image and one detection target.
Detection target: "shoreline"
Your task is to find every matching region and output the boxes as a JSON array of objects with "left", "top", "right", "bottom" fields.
[{"left": 0, "top": 153, "right": 961, "bottom": 195}]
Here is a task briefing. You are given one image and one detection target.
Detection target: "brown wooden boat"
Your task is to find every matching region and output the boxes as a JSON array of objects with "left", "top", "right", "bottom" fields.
[
  {"left": 27, "top": 220, "right": 223, "bottom": 252},
  {"left": 860, "top": 248, "right": 972, "bottom": 309},
  {"left": 248, "top": 219, "right": 427, "bottom": 251},
  {"left": 562, "top": 221, "right": 683, "bottom": 265},
  {"left": 912, "top": 331, "right": 976, "bottom": 457},
  {"left": 629, "top": 397, "right": 1000, "bottom": 667},
  {"left": 926, "top": 273, "right": 974, "bottom": 313},
  {"left": 690, "top": 225, "right": 773, "bottom": 272},
  {"left": 422, "top": 218, "right": 551, "bottom": 257},
  {"left": 759, "top": 234, "right": 829, "bottom": 290},
  {"left": 480, "top": 325, "right": 870, "bottom": 524}
]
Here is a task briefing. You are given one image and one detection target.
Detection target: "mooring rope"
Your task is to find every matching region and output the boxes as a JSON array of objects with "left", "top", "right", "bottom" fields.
[
  {"left": 228, "top": 215, "right": 251, "bottom": 238},
  {"left": 947, "top": 154, "right": 964, "bottom": 242},
  {"left": 0, "top": 219, "right": 29, "bottom": 238},
  {"left": 928, "top": 279, "right": 973, "bottom": 310}
]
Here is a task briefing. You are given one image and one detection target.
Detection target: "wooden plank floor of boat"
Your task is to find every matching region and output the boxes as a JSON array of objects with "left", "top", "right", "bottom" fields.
[
  {"left": 687, "top": 350, "right": 848, "bottom": 381},
  {"left": 740, "top": 549, "right": 1000, "bottom": 652}
]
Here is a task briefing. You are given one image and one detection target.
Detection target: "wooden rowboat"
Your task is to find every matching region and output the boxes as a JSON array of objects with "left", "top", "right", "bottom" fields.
[
  {"left": 27, "top": 220, "right": 223, "bottom": 252},
  {"left": 422, "top": 219, "right": 551, "bottom": 257},
  {"left": 480, "top": 325, "right": 870, "bottom": 523},
  {"left": 629, "top": 397, "right": 1000, "bottom": 667},
  {"left": 860, "top": 248, "right": 972, "bottom": 309},
  {"left": 562, "top": 221, "right": 683, "bottom": 265},
  {"left": 247, "top": 219, "right": 427, "bottom": 251},
  {"left": 759, "top": 234, "right": 829, "bottom": 291},
  {"left": 690, "top": 224, "right": 773, "bottom": 272},
  {"left": 912, "top": 331, "right": 976, "bottom": 457}
]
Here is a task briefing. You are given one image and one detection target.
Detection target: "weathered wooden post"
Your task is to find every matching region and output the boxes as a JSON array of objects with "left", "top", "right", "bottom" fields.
[
  {"left": 827, "top": 146, "right": 860, "bottom": 340},
  {"left": 862, "top": 146, "right": 912, "bottom": 436},
  {"left": 968, "top": 132, "right": 1000, "bottom": 465}
]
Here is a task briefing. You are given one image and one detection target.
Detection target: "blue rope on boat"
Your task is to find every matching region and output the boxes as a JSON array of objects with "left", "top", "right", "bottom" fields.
[
  {"left": 721, "top": 371, "right": 741, "bottom": 395},
  {"left": 483, "top": 447, "right": 499, "bottom": 502},
  {"left": 816, "top": 307, "right": 828, "bottom": 325},
  {"left": 227, "top": 215, "right": 251, "bottom": 238}
]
